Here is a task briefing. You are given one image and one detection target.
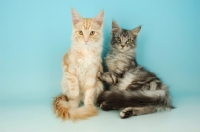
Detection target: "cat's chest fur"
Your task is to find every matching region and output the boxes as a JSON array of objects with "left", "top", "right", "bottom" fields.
[
  {"left": 70, "top": 48, "right": 101, "bottom": 75},
  {"left": 106, "top": 52, "right": 133, "bottom": 72},
  {"left": 76, "top": 51, "right": 97, "bottom": 65}
]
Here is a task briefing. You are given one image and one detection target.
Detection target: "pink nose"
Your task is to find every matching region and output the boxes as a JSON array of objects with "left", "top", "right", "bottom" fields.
[{"left": 84, "top": 40, "right": 88, "bottom": 43}]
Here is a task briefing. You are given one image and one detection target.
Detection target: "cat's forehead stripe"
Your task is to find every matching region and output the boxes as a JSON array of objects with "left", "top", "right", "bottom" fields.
[
  {"left": 83, "top": 18, "right": 91, "bottom": 30},
  {"left": 121, "top": 29, "right": 128, "bottom": 37},
  {"left": 117, "top": 29, "right": 131, "bottom": 39}
]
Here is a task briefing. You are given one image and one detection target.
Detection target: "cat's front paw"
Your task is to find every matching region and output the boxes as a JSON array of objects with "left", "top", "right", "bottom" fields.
[
  {"left": 97, "top": 71, "right": 102, "bottom": 79},
  {"left": 98, "top": 72, "right": 118, "bottom": 84}
]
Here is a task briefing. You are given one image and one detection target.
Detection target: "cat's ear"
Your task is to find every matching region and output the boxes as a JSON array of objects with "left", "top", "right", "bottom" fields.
[
  {"left": 93, "top": 10, "right": 104, "bottom": 27},
  {"left": 112, "top": 20, "right": 120, "bottom": 34},
  {"left": 71, "top": 8, "right": 82, "bottom": 26},
  {"left": 131, "top": 26, "right": 141, "bottom": 37}
]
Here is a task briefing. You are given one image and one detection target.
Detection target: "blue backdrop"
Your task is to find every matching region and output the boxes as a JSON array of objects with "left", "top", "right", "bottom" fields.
[{"left": 0, "top": 0, "right": 200, "bottom": 104}]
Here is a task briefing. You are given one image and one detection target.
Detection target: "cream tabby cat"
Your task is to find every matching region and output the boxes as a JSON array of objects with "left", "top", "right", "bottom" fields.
[{"left": 53, "top": 8, "right": 104, "bottom": 121}]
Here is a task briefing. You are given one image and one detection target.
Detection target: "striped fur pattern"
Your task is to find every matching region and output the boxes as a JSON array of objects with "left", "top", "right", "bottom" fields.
[
  {"left": 97, "top": 20, "right": 173, "bottom": 118},
  {"left": 53, "top": 8, "right": 104, "bottom": 121}
]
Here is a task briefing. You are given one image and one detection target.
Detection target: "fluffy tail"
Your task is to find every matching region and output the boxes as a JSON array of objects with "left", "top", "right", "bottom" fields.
[
  {"left": 97, "top": 89, "right": 171, "bottom": 109},
  {"left": 69, "top": 105, "right": 97, "bottom": 121},
  {"left": 53, "top": 94, "right": 70, "bottom": 120},
  {"left": 53, "top": 94, "right": 97, "bottom": 121}
]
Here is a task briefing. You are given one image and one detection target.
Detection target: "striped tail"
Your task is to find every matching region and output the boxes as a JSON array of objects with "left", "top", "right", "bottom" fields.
[
  {"left": 69, "top": 105, "right": 97, "bottom": 122},
  {"left": 53, "top": 94, "right": 98, "bottom": 121},
  {"left": 97, "top": 89, "right": 170, "bottom": 109}
]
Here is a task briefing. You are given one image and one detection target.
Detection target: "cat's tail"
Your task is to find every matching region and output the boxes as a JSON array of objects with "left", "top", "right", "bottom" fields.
[
  {"left": 53, "top": 94, "right": 97, "bottom": 121},
  {"left": 97, "top": 89, "right": 172, "bottom": 110},
  {"left": 69, "top": 105, "right": 98, "bottom": 121},
  {"left": 53, "top": 94, "right": 70, "bottom": 120}
]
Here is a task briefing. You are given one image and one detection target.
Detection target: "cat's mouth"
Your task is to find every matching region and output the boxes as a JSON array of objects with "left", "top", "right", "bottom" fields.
[
  {"left": 84, "top": 40, "right": 89, "bottom": 44},
  {"left": 118, "top": 48, "right": 126, "bottom": 52},
  {"left": 82, "top": 40, "right": 90, "bottom": 45},
  {"left": 119, "top": 46, "right": 126, "bottom": 50},
  {"left": 80, "top": 41, "right": 88, "bottom": 45}
]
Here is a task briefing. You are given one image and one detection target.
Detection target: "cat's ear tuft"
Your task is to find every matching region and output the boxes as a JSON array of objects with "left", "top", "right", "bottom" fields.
[
  {"left": 93, "top": 10, "right": 104, "bottom": 27},
  {"left": 131, "top": 26, "right": 141, "bottom": 36},
  {"left": 112, "top": 20, "right": 120, "bottom": 34},
  {"left": 71, "top": 8, "right": 82, "bottom": 26}
]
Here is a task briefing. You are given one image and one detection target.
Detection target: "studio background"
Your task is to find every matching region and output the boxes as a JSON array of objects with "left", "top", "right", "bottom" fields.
[{"left": 0, "top": 0, "right": 200, "bottom": 132}]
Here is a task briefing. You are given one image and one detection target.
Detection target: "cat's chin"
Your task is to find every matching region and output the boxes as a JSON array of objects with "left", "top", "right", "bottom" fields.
[
  {"left": 75, "top": 42, "right": 96, "bottom": 47},
  {"left": 82, "top": 42, "right": 92, "bottom": 46},
  {"left": 82, "top": 42, "right": 100, "bottom": 46},
  {"left": 73, "top": 40, "right": 102, "bottom": 48},
  {"left": 73, "top": 41, "right": 89, "bottom": 45},
  {"left": 117, "top": 49, "right": 128, "bottom": 53}
]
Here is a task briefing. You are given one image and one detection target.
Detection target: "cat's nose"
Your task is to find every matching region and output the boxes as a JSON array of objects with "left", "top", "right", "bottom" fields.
[
  {"left": 84, "top": 40, "right": 88, "bottom": 43},
  {"left": 121, "top": 45, "right": 125, "bottom": 48}
]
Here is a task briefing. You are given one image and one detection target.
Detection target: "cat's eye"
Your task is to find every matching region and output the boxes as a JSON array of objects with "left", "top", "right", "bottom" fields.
[
  {"left": 116, "top": 37, "right": 121, "bottom": 42},
  {"left": 78, "top": 30, "right": 83, "bottom": 35},
  {"left": 126, "top": 39, "right": 132, "bottom": 43},
  {"left": 90, "top": 31, "right": 95, "bottom": 36}
]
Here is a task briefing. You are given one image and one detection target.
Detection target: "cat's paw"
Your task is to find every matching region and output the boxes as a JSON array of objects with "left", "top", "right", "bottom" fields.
[
  {"left": 115, "top": 68, "right": 123, "bottom": 75},
  {"left": 120, "top": 108, "right": 133, "bottom": 119},
  {"left": 100, "top": 102, "right": 113, "bottom": 111},
  {"left": 98, "top": 72, "right": 118, "bottom": 84},
  {"left": 97, "top": 71, "right": 103, "bottom": 79},
  {"left": 111, "top": 72, "right": 118, "bottom": 84}
]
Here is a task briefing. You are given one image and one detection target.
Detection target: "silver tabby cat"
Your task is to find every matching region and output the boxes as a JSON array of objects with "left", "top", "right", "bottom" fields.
[{"left": 97, "top": 20, "right": 173, "bottom": 118}]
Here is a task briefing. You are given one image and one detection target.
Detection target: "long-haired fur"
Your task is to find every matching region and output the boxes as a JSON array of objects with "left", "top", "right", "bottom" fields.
[
  {"left": 53, "top": 8, "right": 104, "bottom": 121},
  {"left": 97, "top": 20, "right": 173, "bottom": 118}
]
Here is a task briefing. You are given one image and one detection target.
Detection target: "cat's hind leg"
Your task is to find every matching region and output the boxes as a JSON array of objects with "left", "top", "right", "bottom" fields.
[
  {"left": 120, "top": 106, "right": 157, "bottom": 119},
  {"left": 100, "top": 102, "right": 115, "bottom": 111}
]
